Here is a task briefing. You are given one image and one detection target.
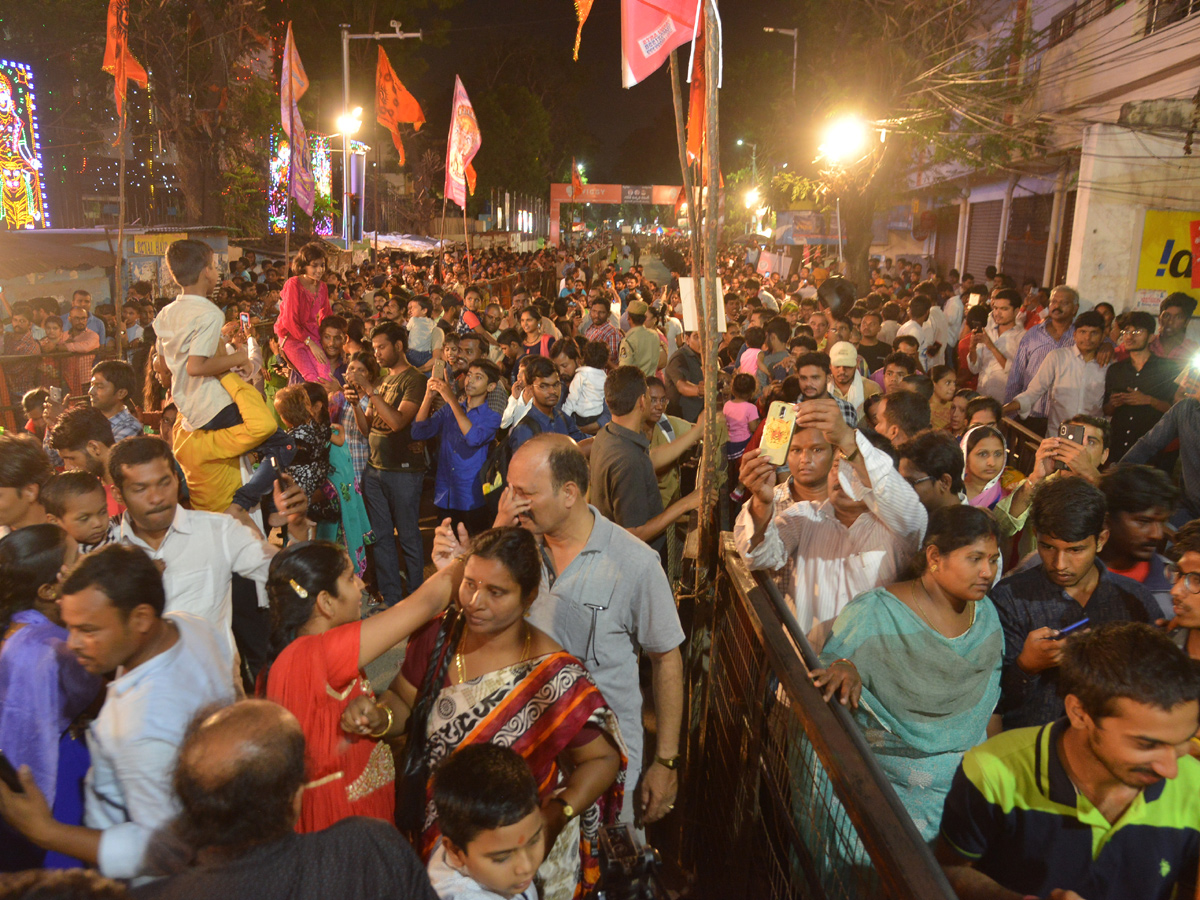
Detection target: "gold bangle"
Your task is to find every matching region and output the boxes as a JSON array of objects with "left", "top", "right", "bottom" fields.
[
  {"left": 368, "top": 704, "right": 394, "bottom": 739},
  {"left": 830, "top": 658, "right": 856, "bottom": 672}
]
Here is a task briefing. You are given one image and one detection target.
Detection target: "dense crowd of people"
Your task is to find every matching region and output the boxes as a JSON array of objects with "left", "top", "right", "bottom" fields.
[{"left": 0, "top": 233, "right": 1199, "bottom": 900}]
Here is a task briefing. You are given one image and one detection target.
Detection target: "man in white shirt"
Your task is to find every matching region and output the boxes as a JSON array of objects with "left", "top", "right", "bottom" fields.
[
  {"left": 1003, "top": 310, "right": 1109, "bottom": 437},
  {"left": 896, "top": 294, "right": 940, "bottom": 371},
  {"left": 734, "top": 399, "right": 927, "bottom": 638},
  {"left": 0, "top": 544, "right": 236, "bottom": 880},
  {"left": 967, "top": 288, "right": 1023, "bottom": 403},
  {"left": 108, "top": 436, "right": 309, "bottom": 657}
]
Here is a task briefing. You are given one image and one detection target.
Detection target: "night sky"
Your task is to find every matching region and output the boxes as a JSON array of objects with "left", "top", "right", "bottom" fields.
[{"left": 408, "top": 0, "right": 793, "bottom": 183}]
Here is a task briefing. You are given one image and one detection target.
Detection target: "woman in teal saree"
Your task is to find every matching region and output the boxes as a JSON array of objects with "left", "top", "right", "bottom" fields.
[{"left": 814, "top": 504, "right": 1005, "bottom": 841}]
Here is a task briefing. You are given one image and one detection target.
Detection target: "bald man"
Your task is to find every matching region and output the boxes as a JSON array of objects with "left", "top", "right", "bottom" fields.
[
  {"left": 434, "top": 433, "right": 685, "bottom": 828},
  {"left": 134, "top": 700, "right": 436, "bottom": 900}
]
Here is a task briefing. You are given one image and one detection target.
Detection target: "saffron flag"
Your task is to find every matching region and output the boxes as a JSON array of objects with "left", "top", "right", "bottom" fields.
[
  {"left": 685, "top": 8, "right": 705, "bottom": 166},
  {"left": 573, "top": 0, "right": 594, "bottom": 61},
  {"left": 102, "top": 0, "right": 149, "bottom": 121},
  {"left": 376, "top": 46, "right": 425, "bottom": 166},
  {"left": 571, "top": 158, "right": 583, "bottom": 199},
  {"left": 280, "top": 22, "right": 315, "bottom": 217},
  {"left": 620, "top": 0, "right": 699, "bottom": 88},
  {"left": 444, "top": 76, "right": 482, "bottom": 209}
]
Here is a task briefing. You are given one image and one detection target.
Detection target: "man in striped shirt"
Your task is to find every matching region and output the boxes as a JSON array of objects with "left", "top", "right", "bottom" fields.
[{"left": 1004, "top": 286, "right": 1079, "bottom": 436}]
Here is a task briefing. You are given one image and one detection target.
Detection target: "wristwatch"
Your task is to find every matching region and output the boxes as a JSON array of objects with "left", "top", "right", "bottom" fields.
[
  {"left": 654, "top": 754, "right": 681, "bottom": 770},
  {"left": 841, "top": 444, "right": 861, "bottom": 463},
  {"left": 549, "top": 796, "right": 577, "bottom": 819}
]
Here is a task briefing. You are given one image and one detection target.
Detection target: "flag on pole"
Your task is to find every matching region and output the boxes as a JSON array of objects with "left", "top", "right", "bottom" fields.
[
  {"left": 571, "top": 158, "right": 583, "bottom": 199},
  {"left": 573, "top": 0, "right": 594, "bottom": 61},
  {"left": 685, "top": 9, "right": 705, "bottom": 166},
  {"left": 280, "top": 22, "right": 315, "bottom": 216},
  {"left": 620, "top": 0, "right": 700, "bottom": 88},
  {"left": 102, "top": 0, "right": 149, "bottom": 120},
  {"left": 376, "top": 46, "right": 425, "bottom": 166},
  {"left": 444, "top": 76, "right": 482, "bottom": 209}
]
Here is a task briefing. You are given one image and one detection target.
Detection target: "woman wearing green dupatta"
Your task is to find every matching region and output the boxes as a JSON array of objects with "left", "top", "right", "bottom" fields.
[{"left": 814, "top": 505, "right": 1005, "bottom": 841}]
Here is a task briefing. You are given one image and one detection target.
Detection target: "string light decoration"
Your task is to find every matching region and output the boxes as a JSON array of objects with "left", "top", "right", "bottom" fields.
[
  {"left": 268, "top": 125, "right": 333, "bottom": 235},
  {"left": 0, "top": 58, "right": 50, "bottom": 230}
]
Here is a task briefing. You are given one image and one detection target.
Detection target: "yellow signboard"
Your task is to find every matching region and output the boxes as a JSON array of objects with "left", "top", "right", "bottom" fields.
[
  {"left": 1137, "top": 210, "right": 1200, "bottom": 291},
  {"left": 132, "top": 233, "right": 187, "bottom": 257}
]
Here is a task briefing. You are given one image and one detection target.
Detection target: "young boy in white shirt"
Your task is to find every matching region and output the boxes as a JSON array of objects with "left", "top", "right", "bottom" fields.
[
  {"left": 561, "top": 340, "right": 608, "bottom": 429},
  {"left": 427, "top": 745, "right": 543, "bottom": 900},
  {"left": 154, "top": 239, "right": 294, "bottom": 512}
]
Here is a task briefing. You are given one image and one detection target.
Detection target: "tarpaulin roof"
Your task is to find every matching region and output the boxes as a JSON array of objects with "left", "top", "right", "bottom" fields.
[{"left": 0, "top": 232, "right": 115, "bottom": 280}]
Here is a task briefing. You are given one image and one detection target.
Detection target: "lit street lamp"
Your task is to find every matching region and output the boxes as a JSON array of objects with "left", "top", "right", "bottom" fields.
[
  {"left": 736, "top": 138, "right": 758, "bottom": 186},
  {"left": 339, "top": 20, "right": 422, "bottom": 248},
  {"left": 762, "top": 27, "right": 798, "bottom": 96},
  {"left": 817, "top": 115, "right": 874, "bottom": 266},
  {"left": 336, "top": 107, "right": 363, "bottom": 137}
]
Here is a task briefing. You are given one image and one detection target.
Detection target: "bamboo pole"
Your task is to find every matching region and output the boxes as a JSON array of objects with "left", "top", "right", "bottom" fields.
[
  {"left": 696, "top": 0, "right": 722, "bottom": 585},
  {"left": 463, "top": 202, "right": 473, "bottom": 278},
  {"left": 668, "top": 50, "right": 701, "bottom": 279},
  {"left": 114, "top": 108, "right": 128, "bottom": 361}
]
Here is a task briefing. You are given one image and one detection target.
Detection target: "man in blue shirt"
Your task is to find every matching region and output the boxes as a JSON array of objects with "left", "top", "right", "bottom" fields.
[
  {"left": 411, "top": 358, "right": 504, "bottom": 537},
  {"left": 508, "top": 356, "right": 591, "bottom": 455},
  {"left": 991, "top": 476, "right": 1160, "bottom": 730}
]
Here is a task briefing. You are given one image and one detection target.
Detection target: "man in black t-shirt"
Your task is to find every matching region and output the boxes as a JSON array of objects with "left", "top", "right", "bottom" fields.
[
  {"left": 856, "top": 308, "right": 892, "bottom": 373},
  {"left": 135, "top": 700, "right": 437, "bottom": 900}
]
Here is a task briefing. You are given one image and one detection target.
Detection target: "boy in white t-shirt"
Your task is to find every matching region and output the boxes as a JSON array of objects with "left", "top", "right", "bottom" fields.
[{"left": 154, "top": 239, "right": 295, "bottom": 512}]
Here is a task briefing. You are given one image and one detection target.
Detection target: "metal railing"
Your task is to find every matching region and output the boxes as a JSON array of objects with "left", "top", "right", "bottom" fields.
[
  {"left": 0, "top": 348, "right": 120, "bottom": 432},
  {"left": 681, "top": 535, "right": 956, "bottom": 900},
  {"left": 997, "top": 415, "right": 1045, "bottom": 477}
]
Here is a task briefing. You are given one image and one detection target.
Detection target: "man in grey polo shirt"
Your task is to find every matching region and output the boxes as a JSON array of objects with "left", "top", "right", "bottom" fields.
[
  {"left": 433, "top": 433, "right": 684, "bottom": 826},
  {"left": 590, "top": 366, "right": 699, "bottom": 555}
]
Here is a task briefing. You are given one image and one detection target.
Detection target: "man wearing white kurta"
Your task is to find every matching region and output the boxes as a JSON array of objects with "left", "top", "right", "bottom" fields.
[{"left": 734, "top": 399, "right": 927, "bottom": 636}]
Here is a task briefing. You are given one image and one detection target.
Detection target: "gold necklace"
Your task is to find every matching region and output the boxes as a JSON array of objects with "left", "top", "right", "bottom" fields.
[
  {"left": 455, "top": 625, "right": 531, "bottom": 684},
  {"left": 914, "top": 577, "right": 975, "bottom": 638}
]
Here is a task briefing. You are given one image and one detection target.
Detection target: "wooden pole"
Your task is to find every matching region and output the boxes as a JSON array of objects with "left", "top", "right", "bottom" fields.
[
  {"left": 437, "top": 195, "right": 449, "bottom": 284},
  {"left": 668, "top": 50, "right": 701, "bottom": 279},
  {"left": 285, "top": 106, "right": 294, "bottom": 264},
  {"left": 463, "top": 202, "right": 473, "bottom": 279},
  {"left": 696, "top": 0, "right": 722, "bottom": 586},
  {"left": 114, "top": 107, "right": 128, "bottom": 361}
]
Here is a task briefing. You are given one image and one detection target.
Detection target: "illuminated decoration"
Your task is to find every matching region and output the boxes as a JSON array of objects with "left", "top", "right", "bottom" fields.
[
  {"left": 268, "top": 125, "right": 333, "bottom": 235},
  {"left": 0, "top": 59, "right": 49, "bottom": 230}
]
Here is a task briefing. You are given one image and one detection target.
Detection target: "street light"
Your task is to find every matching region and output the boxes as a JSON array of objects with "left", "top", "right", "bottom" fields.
[
  {"left": 339, "top": 20, "right": 422, "bottom": 248},
  {"left": 763, "top": 27, "right": 798, "bottom": 96},
  {"left": 736, "top": 138, "right": 758, "bottom": 187},
  {"left": 818, "top": 116, "right": 869, "bottom": 164},
  {"left": 336, "top": 107, "right": 363, "bottom": 136}
]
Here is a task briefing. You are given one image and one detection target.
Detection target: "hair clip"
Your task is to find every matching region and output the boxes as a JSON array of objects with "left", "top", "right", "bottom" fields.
[{"left": 289, "top": 578, "right": 309, "bottom": 599}]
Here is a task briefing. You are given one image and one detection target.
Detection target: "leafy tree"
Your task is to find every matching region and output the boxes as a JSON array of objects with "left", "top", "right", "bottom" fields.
[{"left": 725, "top": 0, "right": 1040, "bottom": 288}]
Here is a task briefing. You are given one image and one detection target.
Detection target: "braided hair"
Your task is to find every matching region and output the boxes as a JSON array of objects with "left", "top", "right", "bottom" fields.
[{"left": 261, "top": 541, "right": 348, "bottom": 686}]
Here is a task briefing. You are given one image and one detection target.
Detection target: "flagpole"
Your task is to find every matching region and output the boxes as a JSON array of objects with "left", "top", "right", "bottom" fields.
[
  {"left": 114, "top": 106, "right": 128, "bottom": 360},
  {"left": 285, "top": 106, "right": 294, "bottom": 265},
  {"left": 438, "top": 196, "right": 449, "bottom": 284},
  {"left": 462, "top": 201, "right": 473, "bottom": 279}
]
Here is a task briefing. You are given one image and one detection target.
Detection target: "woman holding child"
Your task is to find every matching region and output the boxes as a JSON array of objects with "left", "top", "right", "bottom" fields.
[{"left": 342, "top": 526, "right": 625, "bottom": 900}]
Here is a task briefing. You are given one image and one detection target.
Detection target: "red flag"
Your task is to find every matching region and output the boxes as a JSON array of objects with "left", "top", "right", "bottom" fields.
[
  {"left": 620, "top": 0, "right": 699, "bottom": 88},
  {"left": 445, "top": 76, "right": 482, "bottom": 208},
  {"left": 573, "top": 0, "right": 594, "bottom": 61},
  {"left": 375, "top": 46, "right": 425, "bottom": 166},
  {"left": 571, "top": 158, "right": 583, "bottom": 198},
  {"left": 685, "top": 11, "right": 705, "bottom": 166},
  {"left": 102, "top": 0, "right": 148, "bottom": 120}
]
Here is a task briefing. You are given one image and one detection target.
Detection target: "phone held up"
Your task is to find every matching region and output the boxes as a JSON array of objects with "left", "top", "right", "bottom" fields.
[
  {"left": 759, "top": 401, "right": 797, "bottom": 467},
  {"left": 1054, "top": 422, "right": 1086, "bottom": 471}
]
